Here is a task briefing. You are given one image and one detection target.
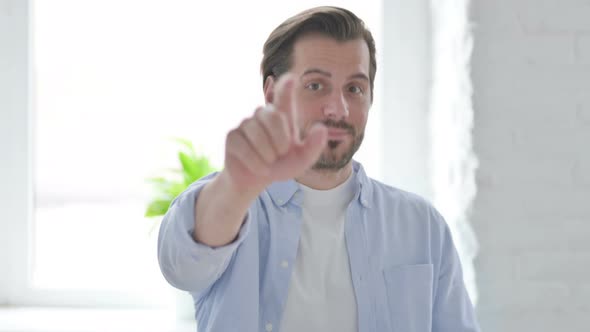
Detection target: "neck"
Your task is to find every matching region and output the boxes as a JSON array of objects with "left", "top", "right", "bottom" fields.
[{"left": 295, "top": 162, "right": 353, "bottom": 190}]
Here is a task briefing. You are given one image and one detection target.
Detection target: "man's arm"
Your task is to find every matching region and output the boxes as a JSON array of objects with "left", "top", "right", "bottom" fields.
[
  {"left": 157, "top": 73, "right": 327, "bottom": 293},
  {"left": 194, "top": 73, "right": 327, "bottom": 247},
  {"left": 157, "top": 173, "right": 253, "bottom": 292},
  {"left": 432, "top": 216, "right": 481, "bottom": 332},
  {"left": 193, "top": 170, "right": 260, "bottom": 247}
]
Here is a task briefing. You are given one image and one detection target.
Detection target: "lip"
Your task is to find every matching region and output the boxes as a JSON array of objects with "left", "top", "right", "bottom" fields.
[{"left": 326, "top": 128, "right": 350, "bottom": 139}]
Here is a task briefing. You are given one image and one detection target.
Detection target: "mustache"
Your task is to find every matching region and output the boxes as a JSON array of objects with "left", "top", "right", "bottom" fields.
[{"left": 322, "top": 119, "right": 355, "bottom": 135}]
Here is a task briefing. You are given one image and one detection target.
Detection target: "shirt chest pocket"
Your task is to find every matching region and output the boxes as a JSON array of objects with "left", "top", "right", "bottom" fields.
[{"left": 381, "top": 264, "right": 434, "bottom": 332}]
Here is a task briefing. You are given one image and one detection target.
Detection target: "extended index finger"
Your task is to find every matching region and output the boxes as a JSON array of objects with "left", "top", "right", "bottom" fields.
[{"left": 273, "top": 73, "right": 299, "bottom": 143}]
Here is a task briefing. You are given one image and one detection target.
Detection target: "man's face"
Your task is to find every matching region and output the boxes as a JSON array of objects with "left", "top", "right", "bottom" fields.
[{"left": 290, "top": 34, "right": 371, "bottom": 171}]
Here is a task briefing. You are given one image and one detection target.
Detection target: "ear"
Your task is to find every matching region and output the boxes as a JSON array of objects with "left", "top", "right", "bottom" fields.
[{"left": 263, "top": 75, "right": 275, "bottom": 104}]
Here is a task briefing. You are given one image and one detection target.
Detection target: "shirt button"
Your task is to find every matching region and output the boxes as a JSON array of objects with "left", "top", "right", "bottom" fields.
[
  {"left": 265, "top": 322, "right": 273, "bottom": 331},
  {"left": 277, "top": 199, "right": 284, "bottom": 205},
  {"left": 362, "top": 199, "right": 368, "bottom": 205},
  {"left": 281, "top": 260, "right": 289, "bottom": 268}
]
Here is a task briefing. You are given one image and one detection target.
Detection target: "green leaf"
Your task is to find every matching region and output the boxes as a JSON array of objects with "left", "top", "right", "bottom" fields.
[
  {"left": 164, "top": 181, "right": 188, "bottom": 198},
  {"left": 172, "top": 137, "right": 195, "bottom": 151},
  {"left": 172, "top": 137, "right": 198, "bottom": 160},
  {"left": 145, "top": 199, "right": 172, "bottom": 217},
  {"left": 146, "top": 177, "right": 173, "bottom": 190},
  {"left": 147, "top": 177, "right": 186, "bottom": 199},
  {"left": 189, "top": 157, "right": 213, "bottom": 183},
  {"left": 179, "top": 151, "right": 198, "bottom": 182},
  {"left": 144, "top": 138, "right": 219, "bottom": 222}
]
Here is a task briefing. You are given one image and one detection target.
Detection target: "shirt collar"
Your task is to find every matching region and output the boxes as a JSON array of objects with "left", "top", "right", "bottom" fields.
[{"left": 265, "top": 160, "right": 372, "bottom": 209}]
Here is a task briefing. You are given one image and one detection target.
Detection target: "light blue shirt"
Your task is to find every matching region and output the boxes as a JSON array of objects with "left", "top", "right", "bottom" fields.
[{"left": 158, "top": 161, "right": 480, "bottom": 332}]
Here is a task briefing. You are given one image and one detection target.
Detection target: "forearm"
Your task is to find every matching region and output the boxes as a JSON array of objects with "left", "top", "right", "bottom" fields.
[{"left": 193, "top": 170, "right": 262, "bottom": 247}]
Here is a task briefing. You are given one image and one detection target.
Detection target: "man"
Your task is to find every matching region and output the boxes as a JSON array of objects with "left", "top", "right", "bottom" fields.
[{"left": 158, "top": 6, "right": 480, "bottom": 332}]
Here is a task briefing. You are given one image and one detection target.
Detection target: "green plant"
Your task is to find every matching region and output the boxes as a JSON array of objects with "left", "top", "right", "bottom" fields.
[{"left": 145, "top": 138, "right": 217, "bottom": 218}]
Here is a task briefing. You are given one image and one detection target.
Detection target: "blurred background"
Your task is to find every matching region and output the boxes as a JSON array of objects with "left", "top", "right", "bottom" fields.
[{"left": 0, "top": 0, "right": 588, "bottom": 331}]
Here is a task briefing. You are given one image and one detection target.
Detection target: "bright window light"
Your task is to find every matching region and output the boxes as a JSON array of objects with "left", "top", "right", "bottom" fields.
[{"left": 32, "top": 0, "right": 381, "bottom": 305}]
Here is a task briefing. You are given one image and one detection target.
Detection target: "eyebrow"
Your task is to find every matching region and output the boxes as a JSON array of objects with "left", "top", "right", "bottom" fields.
[{"left": 302, "top": 68, "right": 369, "bottom": 82}]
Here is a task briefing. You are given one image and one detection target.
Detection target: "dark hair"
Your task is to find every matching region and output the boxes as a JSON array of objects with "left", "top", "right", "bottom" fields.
[{"left": 261, "top": 6, "right": 377, "bottom": 101}]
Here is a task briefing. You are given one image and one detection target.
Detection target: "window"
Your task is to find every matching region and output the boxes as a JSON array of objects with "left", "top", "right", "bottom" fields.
[{"left": 0, "top": 0, "right": 383, "bottom": 309}]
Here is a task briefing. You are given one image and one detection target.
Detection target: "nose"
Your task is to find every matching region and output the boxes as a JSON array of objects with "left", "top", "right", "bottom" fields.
[{"left": 322, "top": 92, "right": 349, "bottom": 119}]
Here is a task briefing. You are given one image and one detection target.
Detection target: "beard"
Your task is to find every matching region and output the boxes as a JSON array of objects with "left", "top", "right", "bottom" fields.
[{"left": 311, "top": 119, "right": 364, "bottom": 171}]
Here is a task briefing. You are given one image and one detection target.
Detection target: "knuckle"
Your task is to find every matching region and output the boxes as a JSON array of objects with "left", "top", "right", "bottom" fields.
[
  {"left": 267, "top": 112, "right": 286, "bottom": 133},
  {"left": 226, "top": 129, "right": 238, "bottom": 143},
  {"left": 269, "top": 112, "right": 282, "bottom": 127},
  {"left": 254, "top": 106, "right": 267, "bottom": 118},
  {"left": 240, "top": 117, "right": 253, "bottom": 130}
]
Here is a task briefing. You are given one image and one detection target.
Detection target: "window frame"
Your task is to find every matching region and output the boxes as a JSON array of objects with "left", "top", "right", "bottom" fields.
[
  {"left": 0, "top": 0, "right": 166, "bottom": 309},
  {"left": 0, "top": 0, "right": 34, "bottom": 306}
]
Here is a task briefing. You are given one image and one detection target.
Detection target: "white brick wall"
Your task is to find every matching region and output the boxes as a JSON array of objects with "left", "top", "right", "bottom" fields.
[
  {"left": 579, "top": 35, "right": 590, "bottom": 63},
  {"left": 471, "top": 0, "right": 590, "bottom": 331}
]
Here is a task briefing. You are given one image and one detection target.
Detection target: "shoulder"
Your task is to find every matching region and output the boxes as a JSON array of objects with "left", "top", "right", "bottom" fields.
[
  {"left": 371, "top": 179, "right": 429, "bottom": 207},
  {"left": 367, "top": 178, "right": 447, "bottom": 230}
]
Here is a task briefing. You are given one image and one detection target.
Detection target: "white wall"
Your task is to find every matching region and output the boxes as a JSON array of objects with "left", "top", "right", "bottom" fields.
[
  {"left": 382, "top": 0, "right": 433, "bottom": 200},
  {"left": 471, "top": 0, "right": 590, "bottom": 331}
]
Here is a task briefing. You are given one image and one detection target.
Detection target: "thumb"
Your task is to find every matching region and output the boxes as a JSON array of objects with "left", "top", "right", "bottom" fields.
[{"left": 299, "top": 123, "right": 328, "bottom": 166}]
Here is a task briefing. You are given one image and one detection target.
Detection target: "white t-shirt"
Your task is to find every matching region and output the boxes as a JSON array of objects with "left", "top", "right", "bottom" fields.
[{"left": 279, "top": 172, "right": 358, "bottom": 332}]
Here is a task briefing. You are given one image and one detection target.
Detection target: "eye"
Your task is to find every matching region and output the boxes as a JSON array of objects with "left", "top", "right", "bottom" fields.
[
  {"left": 348, "top": 85, "right": 364, "bottom": 95},
  {"left": 305, "top": 82, "right": 323, "bottom": 91}
]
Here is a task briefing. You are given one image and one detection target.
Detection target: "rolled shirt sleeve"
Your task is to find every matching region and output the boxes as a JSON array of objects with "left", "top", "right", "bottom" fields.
[{"left": 157, "top": 172, "right": 252, "bottom": 293}]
